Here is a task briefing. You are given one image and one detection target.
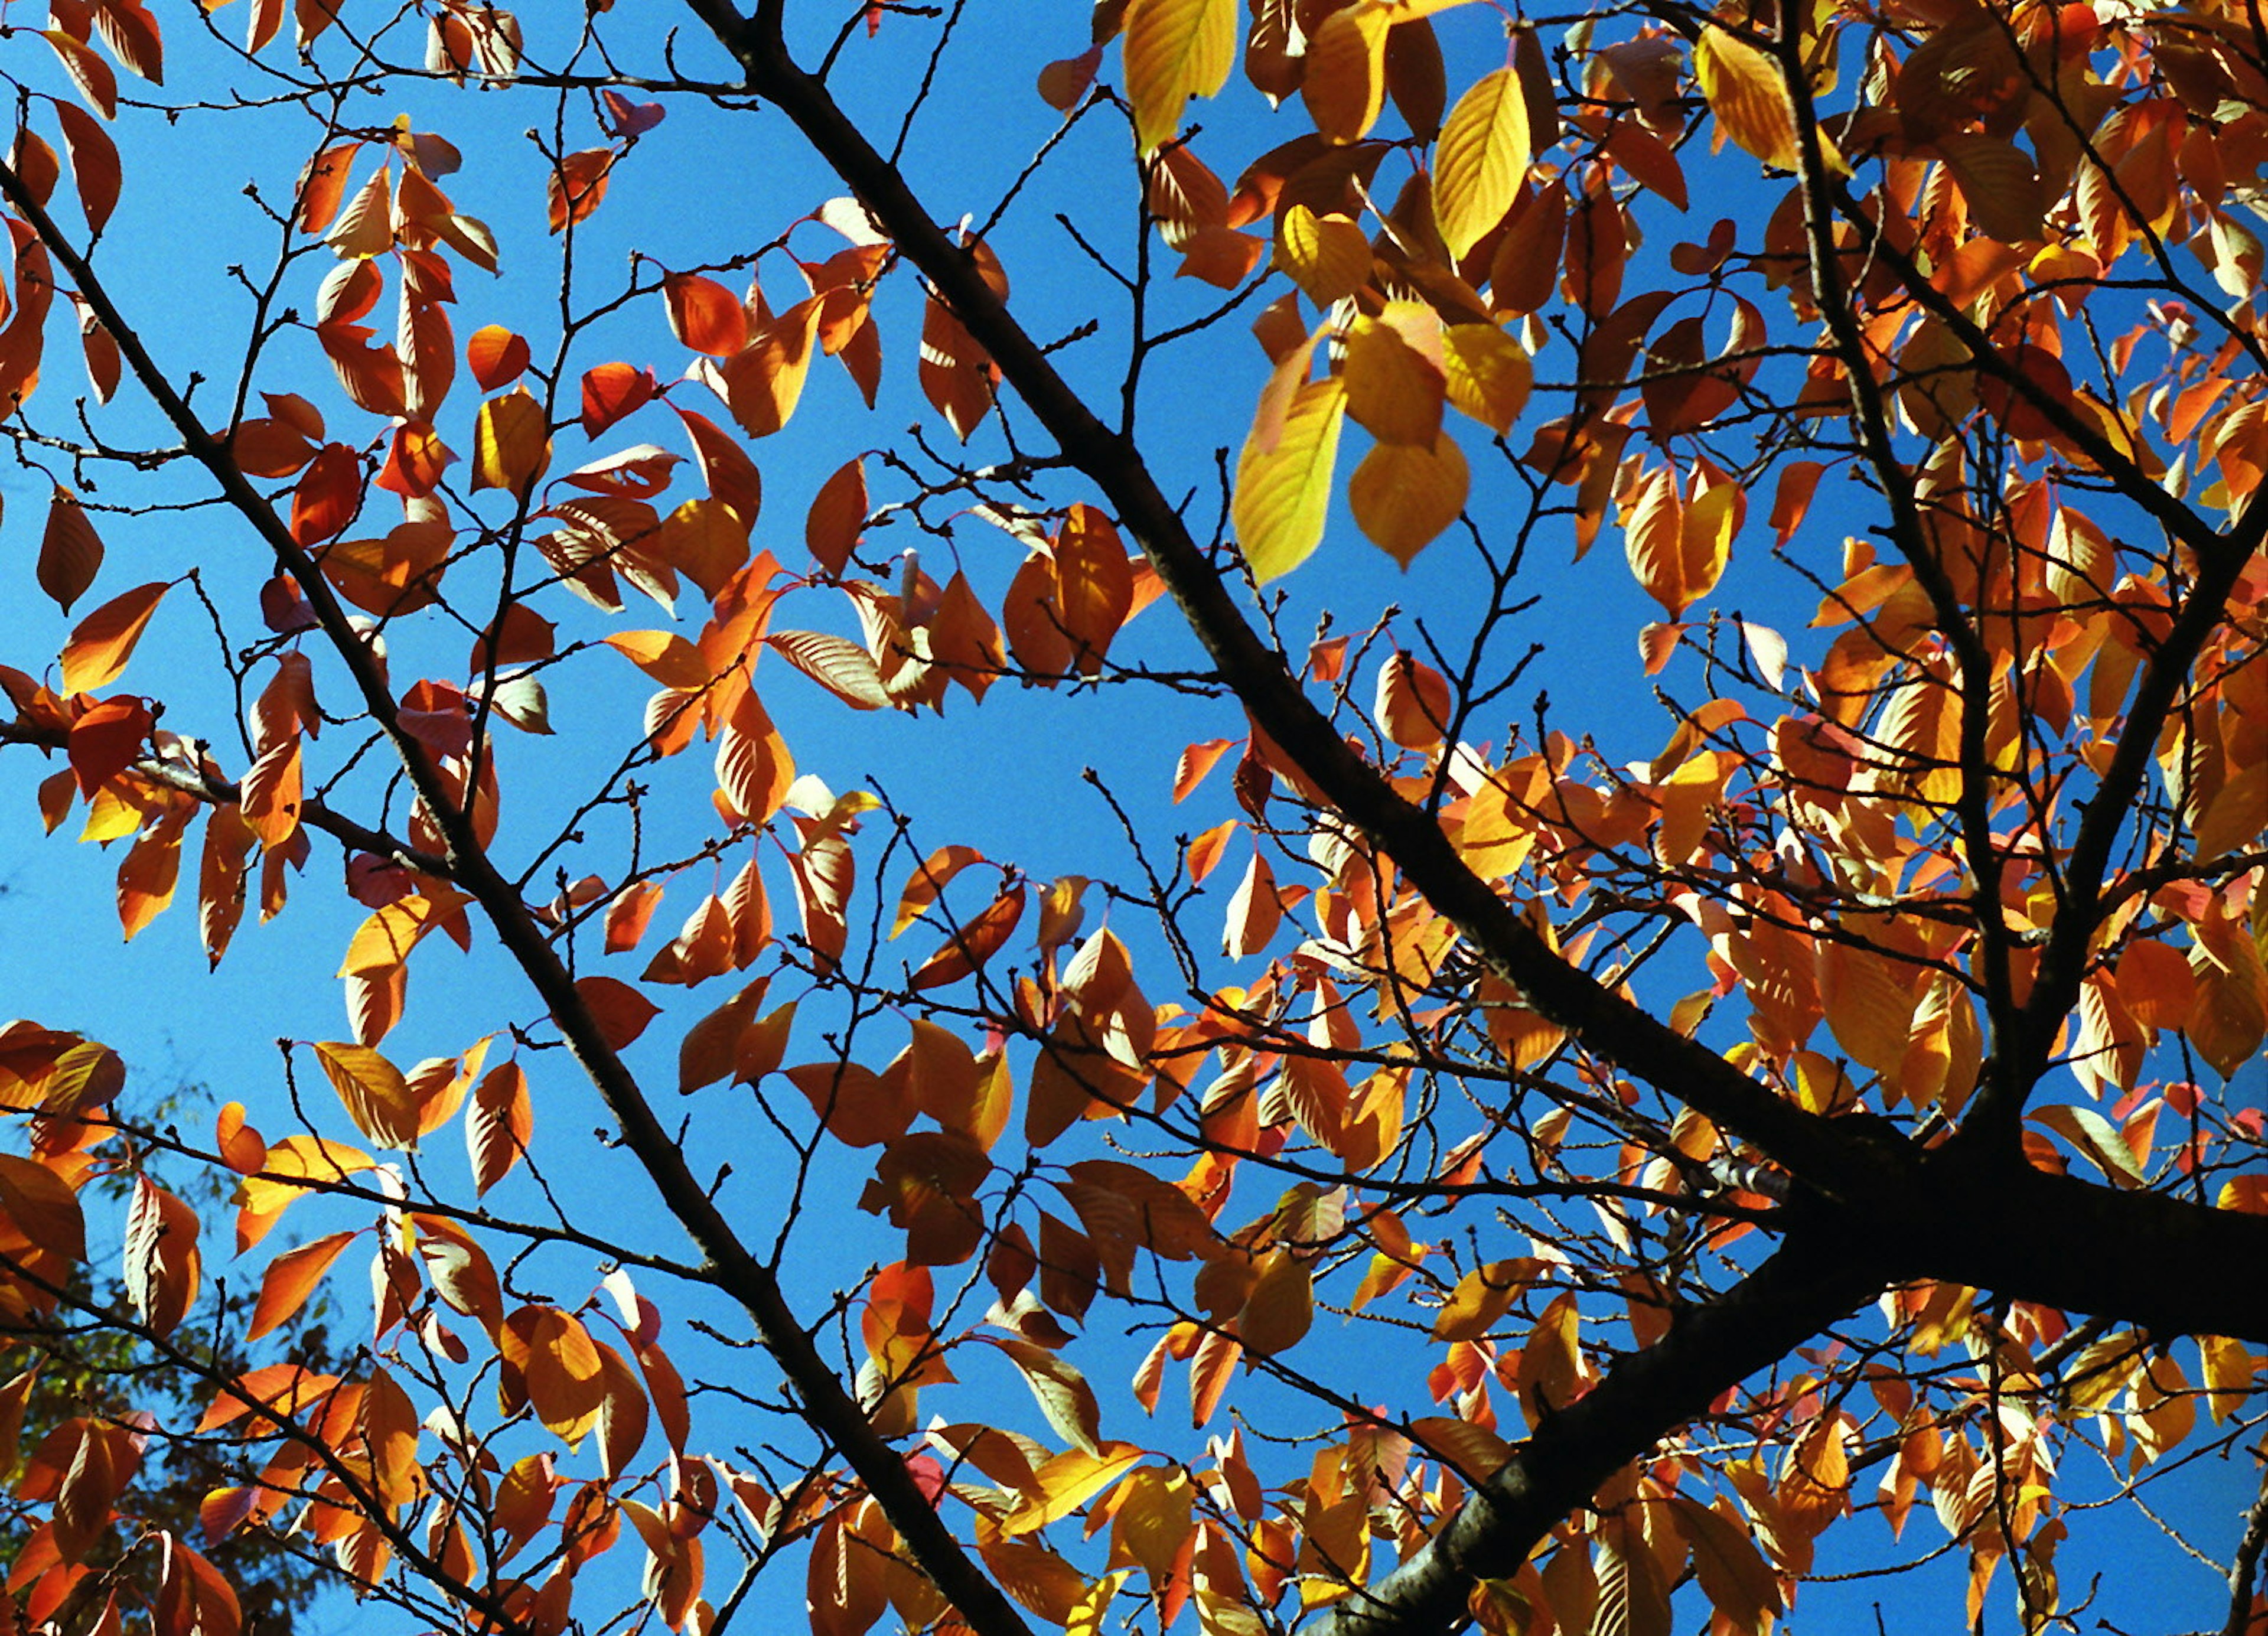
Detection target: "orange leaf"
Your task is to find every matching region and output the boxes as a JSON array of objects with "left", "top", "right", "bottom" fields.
[
  {"left": 806, "top": 456, "right": 867, "bottom": 575},
  {"left": 715, "top": 689, "right": 794, "bottom": 826},
  {"left": 547, "top": 148, "right": 614, "bottom": 233},
  {"left": 237, "top": 736, "right": 302, "bottom": 849},
  {"left": 467, "top": 1060, "right": 533, "bottom": 1194},
  {"left": 467, "top": 323, "right": 531, "bottom": 389},
  {"left": 582, "top": 361, "right": 659, "bottom": 436},
  {"left": 247, "top": 1230, "right": 358, "bottom": 1340},
  {"left": 60, "top": 581, "right": 168, "bottom": 694},
  {"left": 910, "top": 881, "right": 1026, "bottom": 989},
  {"left": 1052, "top": 504, "right": 1134, "bottom": 675},
  {"left": 664, "top": 272, "right": 750, "bottom": 356}
]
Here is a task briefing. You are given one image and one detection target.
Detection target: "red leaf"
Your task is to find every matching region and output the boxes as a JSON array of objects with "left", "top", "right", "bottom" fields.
[
  {"left": 66, "top": 694, "right": 151, "bottom": 794},
  {"left": 582, "top": 362, "right": 660, "bottom": 436},
  {"left": 289, "top": 443, "right": 362, "bottom": 545}
]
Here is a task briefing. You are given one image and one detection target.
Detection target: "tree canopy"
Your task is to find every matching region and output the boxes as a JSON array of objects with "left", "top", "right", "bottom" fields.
[{"left": 0, "top": 1, "right": 2262, "bottom": 1634}]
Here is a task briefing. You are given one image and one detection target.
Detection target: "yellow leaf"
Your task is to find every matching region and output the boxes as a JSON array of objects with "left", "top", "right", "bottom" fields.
[
  {"left": 311, "top": 1040, "right": 420, "bottom": 1148},
  {"left": 1695, "top": 25, "right": 1799, "bottom": 172},
  {"left": 1234, "top": 377, "right": 1347, "bottom": 581},
  {"left": 1237, "top": 1248, "right": 1312, "bottom": 1355},
  {"left": 1275, "top": 205, "right": 1372, "bottom": 307},
  {"left": 1432, "top": 1257, "right": 1534, "bottom": 1341},
  {"left": 1067, "top": 1570, "right": 1129, "bottom": 1636},
  {"left": 472, "top": 387, "right": 551, "bottom": 495},
  {"left": 1002, "top": 1443, "right": 1143, "bottom": 1536},
  {"left": 1433, "top": 67, "right": 1531, "bottom": 262},
  {"left": 1441, "top": 322, "right": 1531, "bottom": 434},
  {"left": 1123, "top": 0, "right": 1236, "bottom": 153},
  {"left": 1302, "top": 4, "right": 1391, "bottom": 144},
  {"left": 1348, "top": 429, "right": 1468, "bottom": 567},
  {"left": 1342, "top": 317, "right": 1445, "bottom": 446}
]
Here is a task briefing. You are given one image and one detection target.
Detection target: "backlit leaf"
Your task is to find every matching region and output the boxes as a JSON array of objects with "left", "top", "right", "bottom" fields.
[
  {"left": 1123, "top": 0, "right": 1236, "bottom": 152},
  {"left": 1434, "top": 67, "right": 1531, "bottom": 262},
  {"left": 1234, "top": 377, "right": 1347, "bottom": 581},
  {"left": 61, "top": 581, "right": 168, "bottom": 695}
]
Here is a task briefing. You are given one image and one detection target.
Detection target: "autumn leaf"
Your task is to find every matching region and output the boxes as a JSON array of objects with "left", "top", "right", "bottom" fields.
[
  {"left": 1348, "top": 431, "right": 1469, "bottom": 567},
  {"left": 1234, "top": 377, "right": 1347, "bottom": 580},
  {"left": 715, "top": 689, "right": 796, "bottom": 826},
  {"left": 548, "top": 148, "right": 614, "bottom": 232},
  {"left": 572, "top": 976, "right": 660, "bottom": 1051},
  {"left": 1302, "top": 5, "right": 1391, "bottom": 143},
  {"left": 993, "top": 1337, "right": 1104, "bottom": 1455},
  {"left": 1434, "top": 67, "right": 1531, "bottom": 262},
  {"left": 472, "top": 387, "right": 552, "bottom": 494},
  {"left": 1695, "top": 25, "right": 1800, "bottom": 172},
  {"left": 1122, "top": 0, "right": 1236, "bottom": 153},
  {"left": 37, "top": 487, "right": 103, "bottom": 612},
  {"left": 467, "top": 1060, "right": 533, "bottom": 1193},
  {"left": 311, "top": 1040, "right": 421, "bottom": 1148},
  {"left": 60, "top": 581, "right": 168, "bottom": 695},
  {"left": 1237, "top": 1249, "right": 1312, "bottom": 1355},
  {"left": 467, "top": 324, "right": 531, "bottom": 388},
  {"left": 122, "top": 1177, "right": 200, "bottom": 1340},
  {"left": 247, "top": 1230, "right": 359, "bottom": 1340}
]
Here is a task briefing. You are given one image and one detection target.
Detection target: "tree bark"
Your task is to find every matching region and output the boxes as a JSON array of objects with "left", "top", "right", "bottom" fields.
[{"left": 1315, "top": 1239, "right": 1884, "bottom": 1636}]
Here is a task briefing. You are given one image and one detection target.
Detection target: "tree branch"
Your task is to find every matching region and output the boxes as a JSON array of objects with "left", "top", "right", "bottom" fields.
[
  {"left": 0, "top": 152, "right": 1038, "bottom": 1636},
  {"left": 682, "top": 2, "right": 2268, "bottom": 1359},
  {"left": 1314, "top": 1236, "right": 1885, "bottom": 1636}
]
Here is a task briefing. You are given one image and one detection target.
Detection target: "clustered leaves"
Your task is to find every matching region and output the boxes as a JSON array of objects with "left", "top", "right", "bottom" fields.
[{"left": 0, "top": 1, "right": 2262, "bottom": 1635}]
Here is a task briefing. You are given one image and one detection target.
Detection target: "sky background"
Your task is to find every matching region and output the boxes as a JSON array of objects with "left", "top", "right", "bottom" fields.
[{"left": 0, "top": 1, "right": 2259, "bottom": 1632}]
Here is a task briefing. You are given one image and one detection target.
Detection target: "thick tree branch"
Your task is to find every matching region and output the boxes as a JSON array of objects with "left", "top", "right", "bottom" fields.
[
  {"left": 2225, "top": 1461, "right": 2268, "bottom": 1636},
  {"left": 683, "top": 4, "right": 2268, "bottom": 1357},
  {"left": 685, "top": 0, "right": 1884, "bottom": 1214},
  {"left": 1314, "top": 1237, "right": 1885, "bottom": 1636},
  {"left": 1901, "top": 1152, "right": 2268, "bottom": 1344}
]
